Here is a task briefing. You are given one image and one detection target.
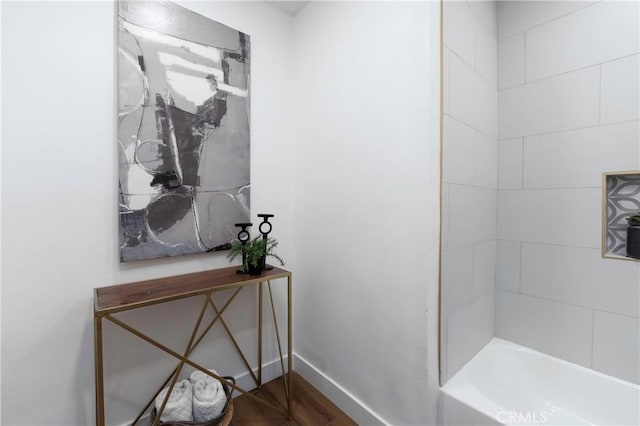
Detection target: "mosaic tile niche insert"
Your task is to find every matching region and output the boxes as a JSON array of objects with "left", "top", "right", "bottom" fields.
[{"left": 604, "top": 172, "right": 640, "bottom": 258}]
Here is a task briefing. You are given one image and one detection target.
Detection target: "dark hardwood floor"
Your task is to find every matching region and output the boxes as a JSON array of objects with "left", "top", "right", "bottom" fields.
[{"left": 232, "top": 372, "right": 357, "bottom": 425}]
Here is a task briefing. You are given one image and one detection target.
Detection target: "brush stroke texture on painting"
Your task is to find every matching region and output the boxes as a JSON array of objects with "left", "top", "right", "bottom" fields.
[{"left": 118, "top": 0, "right": 250, "bottom": 262}]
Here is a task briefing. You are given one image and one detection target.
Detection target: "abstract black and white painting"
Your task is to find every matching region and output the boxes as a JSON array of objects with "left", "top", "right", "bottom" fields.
[{"left": 118, "top": 1, "right": 250, "bottom": 262}]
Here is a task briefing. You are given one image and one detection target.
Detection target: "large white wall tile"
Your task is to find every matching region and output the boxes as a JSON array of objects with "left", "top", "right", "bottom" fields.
[
  {"left": 475, "top": 131, "right": 498, "bottom": 189},
  {"left": 496, "top": 240, "right": 520, "bottom": 292},
  {"left": 498, "top": 188, "right": 601, "bottom": 248},
  {"left": 602, "top": 55, "right": 640, "bottom": 125},
  {"left": 498, "top": 138, "right": 522, "bottom": 189},
  {"left": 442, "top": 0, "right": 497, "bottom": 384},
  {"left": 444, "top": 0, "right": 475, "bottom": 66},
  {"left": 499, "top": 66, "right": 600, "bottom": 139},
  {"left": 447, "top": 293, "right": 494, "bottom": 379},
  {"left": 449, "top": 184, "right": 497, "bottom": 248},
  {"left": 450, "top": 53, "right": 498, "bottom": 138},
  {"left": 495, "top": 0, "right": 639, "bottom": 379},
  {"left": 443, "top": 116, "right": 475, "bottom": 185},
  {"left": 496, "top": 290, "right": 593, "bottom": 367},
  {"left": 593, "top": 311, "right": 640, "bottom": 384},
  {"left": 442, "top": 244, "right": 474, "bottom": 315},
  {"left": 526, "top": 2, "right": 639, "bottom": 82},
  {"left": 468, "top": 1, "right": 496, "bottom": 36},
  {"left": 498, "top": 33, "right": 524, "bottom": 90},
  {"left": 521, "top": 243, "right": 640, "bottom": 317},
  {"left": 475, "top": 20, "right": 498, "bottom": 86},
  {"left": 497, "top": 1, "right": 596, "bottom": 40},
  {"left": 474, "top": 240, "right": 496, "bottom": 298},
  {"left": 523, "top": 121, "right": 640, "bottom": 188}
]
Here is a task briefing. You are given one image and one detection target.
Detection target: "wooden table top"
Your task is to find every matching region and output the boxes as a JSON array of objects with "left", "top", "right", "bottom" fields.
[{"left": 94, "top": 266, "right": 291, "bottom": 315}]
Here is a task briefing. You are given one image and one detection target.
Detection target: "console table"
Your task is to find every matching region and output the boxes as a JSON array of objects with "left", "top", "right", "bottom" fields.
[{"left": 93, "top": 266, "right": 292, "bottom": 425}]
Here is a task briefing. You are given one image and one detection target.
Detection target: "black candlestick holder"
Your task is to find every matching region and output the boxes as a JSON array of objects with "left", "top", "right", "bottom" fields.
[
  {"left": 234, "top": 222, "right": 252, "bottom": 274},
  {"left": 257, "top": 214, "right": 274, "bottom": 271}
]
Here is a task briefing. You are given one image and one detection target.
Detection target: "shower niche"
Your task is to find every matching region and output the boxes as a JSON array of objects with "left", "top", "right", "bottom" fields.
[{"left": 603, "top": 171, "right": 640, "bottom": 261}]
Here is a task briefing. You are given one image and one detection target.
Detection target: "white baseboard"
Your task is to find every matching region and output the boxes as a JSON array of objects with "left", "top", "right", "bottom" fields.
[
  {"left": 293, "top": 352, "right": 389, "bottom": 425},
  {"left": 233, "top": 355, "right": 289, "bottom": 394},
  {"left": 118, "top": 354, "right": 388, "bottom": 426}
]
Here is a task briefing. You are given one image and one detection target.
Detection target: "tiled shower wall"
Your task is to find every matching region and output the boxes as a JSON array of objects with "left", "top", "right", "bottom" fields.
[
  {"left": 496, "top": 1, "right": 640, "bottom": 383},
  {"left": 441, "top": 1, "right": 498, "bottom": 382}
]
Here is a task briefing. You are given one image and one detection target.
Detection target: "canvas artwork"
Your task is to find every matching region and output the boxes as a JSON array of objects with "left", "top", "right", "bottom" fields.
[{"left": 118, "top": 1, "right": 250, "bottom": 262}]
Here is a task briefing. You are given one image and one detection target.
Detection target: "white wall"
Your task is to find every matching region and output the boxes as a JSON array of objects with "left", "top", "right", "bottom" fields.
[
  {"left": 496, "top": 0, "right": 640, "bottom": 384},
  {"left": 440, "top": 0, "right": 498, "bottom": 382},
  {"left": 2, "top": 1, "right": 443, "bottom": 425},
  {"left": 1, "top": 2, "right": 296, "bottom": 425},
  {"left": 292, "top": 2, "right": 441, "bottom": 424}
]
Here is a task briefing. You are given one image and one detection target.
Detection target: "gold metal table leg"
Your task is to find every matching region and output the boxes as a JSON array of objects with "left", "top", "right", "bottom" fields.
[
  {"left": 207, "top": 294, "right": 259, "bottom": 385},
  {"left": 288, "top": 274, "right": 293, "bottom": 418},
  {"left": 267, "top": 281, "right": 288, "bottom": 400},
  {"left": 94, "top": 315, "right": 105, "bottom": 426},
  {"left": 258, "top": 281, "right": 263, "bottom": 387}
]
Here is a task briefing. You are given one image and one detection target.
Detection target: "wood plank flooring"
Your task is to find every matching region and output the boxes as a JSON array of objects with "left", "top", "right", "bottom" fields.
[{"left": 232, "top": 372, "right": 357, "bottom": 425}]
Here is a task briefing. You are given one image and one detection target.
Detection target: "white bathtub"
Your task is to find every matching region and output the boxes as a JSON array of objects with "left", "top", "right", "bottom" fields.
[{"left": 439, "top": 338, "right": 640, "bottom": 426}]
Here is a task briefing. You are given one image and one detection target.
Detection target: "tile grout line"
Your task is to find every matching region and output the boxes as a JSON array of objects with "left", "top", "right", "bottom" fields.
[
  {"left": 518, "top": 240, "right": 523, "bottom": 293},
  {"left": 590, "top": 309, "right": 596, "bottom": 368},
  {"left": 598, "top": 64, "right": 602, "bottom": 125},
  {"left": 445, "top": 183, "right": 451, "bottom": 254},
  {"left": 448, "top": 237, "right": 499, "bottom": 252},
  {"left": 445, "top": 113, "right": 497, "bottom": 142},
  {"left": 473, "top": 9, "right": 478, "bottom": 72},
  {"left": 499, "top": 288, "right": 640, "bottom": 320},
  {"left": 467, "top": 0, "right": 496, "bottom": 38},
  {"left": 473, "top": 123, "right": 478, "bottom": 187},
  {"left": 523, "top": 30, "right": 527, "bottom": 84},
  {"left": 500, "top": 186, "right": 601, "bottom": 191},
  {"left": 499, "top": 52, "right": 640, "bottom": 92},
  {"left": 498, "top": 118, "right": 640, "bottom": 141},
  {"left": 497, "top": 1, "right": 599, "bottom": 42},
  {"left": 497, "top": 239, "right": 607, "bottom": 253},
  {"left": 520, "top": 136, "right": 525, "bottom": 189},
  {"left": 471, "top": 242, "right": 476, "bottom": 299}
]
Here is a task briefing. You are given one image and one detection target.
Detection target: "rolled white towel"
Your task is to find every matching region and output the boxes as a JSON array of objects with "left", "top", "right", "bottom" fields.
[
  {"left": 189, "top": 369, "right": 227, "bottom": 422},
  {"left": 155, "top": 379, "right": 194, "bottom": 423}
]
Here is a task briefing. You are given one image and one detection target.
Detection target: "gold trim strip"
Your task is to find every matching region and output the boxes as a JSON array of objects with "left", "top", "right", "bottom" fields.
[{"left": 437, "top": 0, "right": 444, "bottom": 388}]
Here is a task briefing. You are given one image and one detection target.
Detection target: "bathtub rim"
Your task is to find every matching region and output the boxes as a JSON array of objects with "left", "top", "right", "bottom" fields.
[{"left": 440, "top": 337, "right": 640, "bottom": 425}]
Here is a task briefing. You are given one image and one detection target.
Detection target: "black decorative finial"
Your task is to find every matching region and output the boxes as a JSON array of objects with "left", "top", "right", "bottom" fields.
[
  {"left": 257, "top": 214, "right": 274, "bottom": 270},
  {"left": 234, "top": 222, "right": 252, "bottom": 274}
]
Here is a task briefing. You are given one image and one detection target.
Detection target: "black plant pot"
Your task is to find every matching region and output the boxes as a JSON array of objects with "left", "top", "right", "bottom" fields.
[
  {"left": 248, "top": 262, "right": 263, "bottom": 276},
  {"left": 626, "top": 226, "right": 640, "bottom": 259}
]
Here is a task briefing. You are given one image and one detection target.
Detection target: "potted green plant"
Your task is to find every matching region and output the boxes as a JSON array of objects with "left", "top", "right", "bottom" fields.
[
  {"left": 626, "top": 214, "right": 640, "bottom": 259},
  {"left": 227, "top": 236, "right": 285, "bottom": 275}
]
